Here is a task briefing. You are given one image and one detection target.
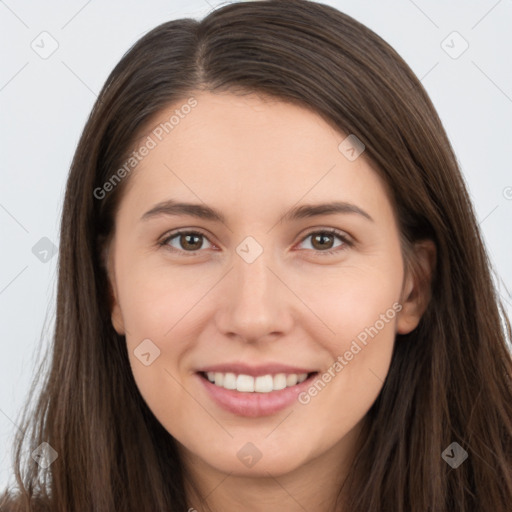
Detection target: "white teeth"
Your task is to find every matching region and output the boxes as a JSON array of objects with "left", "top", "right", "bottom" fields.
[
  {"left": 203, "top": 371, "right": 311, "bottom": 392},
  {"left": 255, "top": 375, "right": 273, "bottom": 393},
  {"left": 223, "top": 372, "right": 237, "bottom": 389},
  {"left": 286, "top": 374, "right": 298, "bottom": 386},
  {"left": 273, "top": 373, "right": 287, "bottom": 390},
  {"left": 237, "top": 374, "right": 254, "bottom": 392}
]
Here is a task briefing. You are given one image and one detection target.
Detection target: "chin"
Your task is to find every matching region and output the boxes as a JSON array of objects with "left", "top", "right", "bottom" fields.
[{"left": 197, "top": 443, "right": 308, "bottom": 478}]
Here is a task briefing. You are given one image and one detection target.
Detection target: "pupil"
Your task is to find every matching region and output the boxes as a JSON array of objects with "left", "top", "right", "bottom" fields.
[
  {"left": 183, "top": 234, "right": 201, "bottom": 250},
  {"left": 314, "top": 233, "right": 333, "bottom": 249}
]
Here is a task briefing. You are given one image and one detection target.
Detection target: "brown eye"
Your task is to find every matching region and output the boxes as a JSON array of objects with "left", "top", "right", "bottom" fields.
[
  {"left": 160, "top": 230, "right": 213, "bottom": 254},
  {"left": 311, "top": 232, "right": 335, "bottom": 250},
  {"left": 177, "top": 233, "right": 203, "bottom": 251},
  {"left": 297, "top": 229, "right": 351, "bottom": 255}
]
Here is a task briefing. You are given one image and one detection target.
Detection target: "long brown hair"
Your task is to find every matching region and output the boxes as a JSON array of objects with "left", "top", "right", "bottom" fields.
[{"left": 2, "top": 1, "right": 511, "bottom": 510}]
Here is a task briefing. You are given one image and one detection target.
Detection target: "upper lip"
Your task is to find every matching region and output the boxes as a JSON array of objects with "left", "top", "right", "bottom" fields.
[{"left": 196, "top": 362, "right": 317, "bottom": 377}]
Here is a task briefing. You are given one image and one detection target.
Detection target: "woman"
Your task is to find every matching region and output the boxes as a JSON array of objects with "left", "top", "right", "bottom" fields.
[{"left": 2, "top": 0, "right": 511, "bottom": 510}]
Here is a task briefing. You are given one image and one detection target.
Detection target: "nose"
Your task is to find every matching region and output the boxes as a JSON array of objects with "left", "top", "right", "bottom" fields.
[{"left": 214, "top": 243, "right": 294, "bottom": 344}]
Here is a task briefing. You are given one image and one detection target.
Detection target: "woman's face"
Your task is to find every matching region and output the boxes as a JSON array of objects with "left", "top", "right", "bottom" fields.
[{"left": 105, "top": 91, "right": 426, "bottom": 479}]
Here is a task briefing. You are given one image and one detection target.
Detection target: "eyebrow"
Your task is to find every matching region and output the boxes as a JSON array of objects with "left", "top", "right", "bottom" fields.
[{"left": 140, "top": 199, "right": 374, "bottom": 223}]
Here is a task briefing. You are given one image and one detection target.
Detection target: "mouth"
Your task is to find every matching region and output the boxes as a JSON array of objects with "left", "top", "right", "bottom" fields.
[
  {"left": 196, "top": 370, "right": 319, "bottom": 417},
  {"left": 198, "top": 370, "right": 319, "bottom": 393}
]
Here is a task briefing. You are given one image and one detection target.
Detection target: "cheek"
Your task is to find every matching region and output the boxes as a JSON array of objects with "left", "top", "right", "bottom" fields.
[
  {"left": 116, "top": 254, "right": 208, "bottom": 338},
  {"left": 315, "top": 287, "right": 398, "bottom": 387},
  {"left": 121, "top": 283, "right": 195, "bottom": 438},
  {"left": 298, "top": 259, "right": 403, "bottom": 351},
  {"left": 113, "top": 263, "right": 194, "bottom": 409},
  {"left": 292, "top": 285, "right": 399, "bottom": 454},
  {"left": 294, "top": 258, "right": 402, "bottom": 412}
]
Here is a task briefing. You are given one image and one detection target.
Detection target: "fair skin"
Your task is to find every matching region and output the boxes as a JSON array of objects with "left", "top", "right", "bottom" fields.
[{"left": 105, "top": 91, "right": 434, "bottom": 512}]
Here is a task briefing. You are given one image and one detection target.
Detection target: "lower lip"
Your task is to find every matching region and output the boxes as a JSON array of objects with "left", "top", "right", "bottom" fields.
[{"left": 196, "top": 372, "right": 318, "bottom": 417}]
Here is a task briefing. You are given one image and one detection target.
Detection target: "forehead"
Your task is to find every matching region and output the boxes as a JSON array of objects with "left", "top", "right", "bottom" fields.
[{"left": 119, "top": 91, "right": 394, "bottom": 225}]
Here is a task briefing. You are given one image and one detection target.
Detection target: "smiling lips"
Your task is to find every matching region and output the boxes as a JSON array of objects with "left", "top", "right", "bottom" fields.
[{"left": 195, "top": 363, "right": 319, "bottom": 416}]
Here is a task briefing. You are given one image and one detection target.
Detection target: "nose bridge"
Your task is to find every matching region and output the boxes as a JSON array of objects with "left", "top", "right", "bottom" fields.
[
  {"left": 236, "top": 245, "right": 272, "bottom": 301},
  {"left": 216, "top": 235, "right": 291, "bottom": 341}
]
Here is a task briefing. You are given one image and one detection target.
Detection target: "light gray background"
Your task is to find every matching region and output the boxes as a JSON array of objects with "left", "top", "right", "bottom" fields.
[{"left": 1, "top": 0, "right": 511, "bottom": 490}]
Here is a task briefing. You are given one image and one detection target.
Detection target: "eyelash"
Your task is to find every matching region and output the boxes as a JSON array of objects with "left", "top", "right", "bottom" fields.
[{"left": 158, "top": 228, "right": 353, "bottom": 257}]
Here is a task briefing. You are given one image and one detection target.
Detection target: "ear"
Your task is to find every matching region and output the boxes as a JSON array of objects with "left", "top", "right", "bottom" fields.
[
  {"left": 102, "top": 239, "right": 126, "bottom": 336},
  {"left": 396, "top": 239, "right": 436, "bottom": 335}
]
